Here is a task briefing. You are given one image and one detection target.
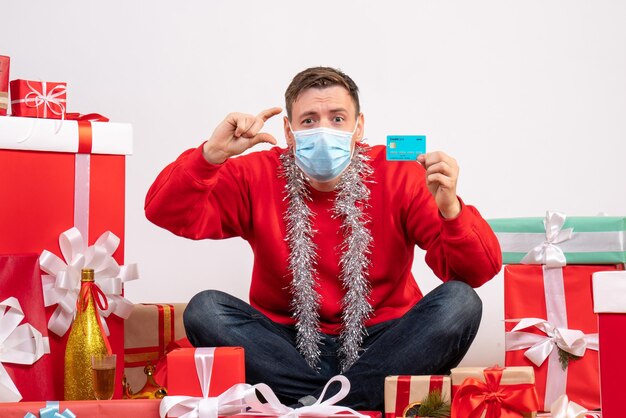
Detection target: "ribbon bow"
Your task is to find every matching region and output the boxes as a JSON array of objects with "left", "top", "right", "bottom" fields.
[
  {"left": 39, "top": 227, "right": 139, "bottom": 337},
  {"left": 520, "top": 211, "right": 573, "bottom": 267},
  {"left": 24, "top": 401, "right": 76, "bottom": 418},
  {"left": 549, "top": 394, "right": 600, "bottom": 418},
  {"left": 0, "top": 297, "right": 50, "bottom": 402},
  {"left": 452, "top": 367, "right": 539, "bottom": 418},
  {"left": 245, "top": 375, "right": 368, "bottom": 418},
  {"left": 505, "top": 318, "right": 598, "bottom": 368},
  {"left": 159, "top": 348, "right": 250, "bottom": 418},
  {"left": 15, "top": 80, "right": 67, "bottom": 119}
]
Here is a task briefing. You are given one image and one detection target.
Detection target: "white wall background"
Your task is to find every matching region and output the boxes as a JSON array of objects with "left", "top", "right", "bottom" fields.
[{"left": 5, "top": 1, "right": 626, "bottom": 367}]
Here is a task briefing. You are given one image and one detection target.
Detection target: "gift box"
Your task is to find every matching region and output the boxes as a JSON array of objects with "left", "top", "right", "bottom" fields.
[
  {"left": 592, "top": 271, "right": 626, "bottom": 418},
  {"left": 124, "top": 303, "right": 188, "bottom": 392},
  {"left": 504, "top": 264, "right": 623, "bottom": 411},
  {"left": 167, "top": 347, "right": 245, "bottom": 397},
  {"left": 384, "top": 375, "right": 451, "bottom": 418},
  {"left": 488, "top": 212, "right": 626, "bottom": 266},
  {"left": 2, "top": 399, "right": 161, "bottom": 418},
  {"left": 9, "top": 79, "right": 67, "bottom": 119},
  {"left": 451, "top": 366, "right": 539, "bottom": 418},
  {"left": 0, "top": 115, "right": 133, "bottom": 400},
  {"left": 0, "top": 56, "right": 9, "bottom": 116},
  {"left": 0, "top": 254, "right": 53, "bottom": 402}
]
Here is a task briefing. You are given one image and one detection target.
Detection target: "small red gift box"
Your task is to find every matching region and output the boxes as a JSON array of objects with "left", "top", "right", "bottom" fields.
[
  {"left": 0, "top": 55, "right": 9, "bottom": 116},
  {"left": 593, "top": 270, "right": 626, "bottom": 418},
  {"left": 0, "top": 254, "right": 54, "bottom": 402},
  {"left": 10, "top": 79, "right": 67, "bottom": 119},
  {"left": 0, "top": 115, "right": 132, "bottom": 400},
  {"left": 167, "top": 347, "right": 245, "bottom": 397},
  {"left": 504, "top": 264, "right": 623, "bottom": 411},
  {"left": 384, "top": 375, "right": 451, "bottom": 418}
]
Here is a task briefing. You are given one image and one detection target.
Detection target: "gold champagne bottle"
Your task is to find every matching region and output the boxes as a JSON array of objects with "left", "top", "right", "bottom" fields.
[{"left": 64, "top": 268, "right": 112, "bottom": 400}]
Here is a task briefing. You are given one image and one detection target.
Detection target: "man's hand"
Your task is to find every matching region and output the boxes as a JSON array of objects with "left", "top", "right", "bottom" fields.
[
  {"left": 202, "top": 107, "right": 283, "bottom": 164},
  {"left": 417, "top": 151, "right": 461, "bottom": 219}
]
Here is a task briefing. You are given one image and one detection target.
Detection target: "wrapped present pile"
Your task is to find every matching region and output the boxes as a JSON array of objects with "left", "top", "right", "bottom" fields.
[
  {"left": 0, "top": 54, "right": 138, "bottom": 403},
  {"left": 488, "top": 211, "right": 626, "bottom": 415}
]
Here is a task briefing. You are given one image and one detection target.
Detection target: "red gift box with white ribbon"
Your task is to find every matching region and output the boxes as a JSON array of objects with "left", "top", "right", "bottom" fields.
[
  {"left": 0, "top": 115, "right": 133, "bottom": 400},
  {"left": 10, "top": 79, "right": 67, "bottom": 119},
  {"left": 0, "top": 254, "right": 53, "bottom": 402},
  {"left": 504, "top": 264, "right": 623, "bottom": 411}
]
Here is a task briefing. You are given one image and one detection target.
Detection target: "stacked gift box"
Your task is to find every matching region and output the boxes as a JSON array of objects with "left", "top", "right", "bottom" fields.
[
  {"left": 123, "top": 303, "right": 189, "bottom": 394},
  {"left": 0, "top": 58, "right": 136, "bottom": 403},
  {"left": 488, "top": 211, "right": 626, "bottom": 416}
]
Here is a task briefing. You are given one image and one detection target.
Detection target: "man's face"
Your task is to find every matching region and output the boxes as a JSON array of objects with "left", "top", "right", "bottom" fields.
[{"left": 284, "top": 85, "right": 364, "bottom": 148}]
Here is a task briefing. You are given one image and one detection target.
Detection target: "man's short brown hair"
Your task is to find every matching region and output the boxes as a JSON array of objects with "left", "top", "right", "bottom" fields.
[{"left": 285, "top": 67, "right": 360, "bottom": 120}]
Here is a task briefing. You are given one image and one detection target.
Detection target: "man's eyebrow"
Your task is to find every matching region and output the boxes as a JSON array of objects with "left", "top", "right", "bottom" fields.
[
  {"left": 296, "top": 110, "right": 320, "bottom": 119},
  {"left": 296, "top": 108, "right": 349, "bottom": 119}
]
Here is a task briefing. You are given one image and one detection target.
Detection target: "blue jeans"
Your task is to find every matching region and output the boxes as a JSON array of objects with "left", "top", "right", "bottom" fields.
[{"left": 183, "top": 280, "right": 482, "bottom": 411}]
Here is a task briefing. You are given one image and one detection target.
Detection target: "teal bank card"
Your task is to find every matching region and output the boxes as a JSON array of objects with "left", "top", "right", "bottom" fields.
[{"left": 386, "top": 135, "right": 426, "bottom": 160}]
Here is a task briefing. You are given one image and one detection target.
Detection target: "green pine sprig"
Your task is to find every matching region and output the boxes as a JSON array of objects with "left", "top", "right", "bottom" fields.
[
  {"left": 416, "top": 389, "right": 451, "bottom": 418},
  {"left": 558, "top": 348, "right": 582, "bottom": 370}
]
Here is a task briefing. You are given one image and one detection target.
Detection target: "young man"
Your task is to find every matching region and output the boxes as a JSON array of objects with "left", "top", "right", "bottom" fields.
[{"left": 145, "top": 67, "right": 502, "bottom": 410}]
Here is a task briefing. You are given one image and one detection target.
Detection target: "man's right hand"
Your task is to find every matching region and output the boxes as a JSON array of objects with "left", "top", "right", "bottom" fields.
[{"left": 202, "top": 107, "right": 283, "bottom": 164}]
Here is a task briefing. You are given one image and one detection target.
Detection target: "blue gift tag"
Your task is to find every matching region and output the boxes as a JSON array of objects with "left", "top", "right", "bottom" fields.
[{"left": 386, "top": 135, "right": 426, "bottom": 161}]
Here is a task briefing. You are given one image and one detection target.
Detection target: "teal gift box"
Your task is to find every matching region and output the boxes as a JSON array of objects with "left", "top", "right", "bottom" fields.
[{"left": 488, "top": 212, "right": 626, "bottom": 266}]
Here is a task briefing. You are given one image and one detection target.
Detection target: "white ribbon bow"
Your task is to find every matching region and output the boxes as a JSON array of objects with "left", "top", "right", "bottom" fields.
[
  {"left": 0, "top": 297, "right": 50, "bottom": 402},
  {"left": 245, "top": 375, "right": 368, "bottom": 418},
  {"left": 11, "top": 80, "right": 67, "bottom": 119},
  {"left": 550, "top": 394, "right": 600, "bottom": 418},
  {"left": 39, "top": 227, "right": 139, "bottom": 337},
  {"left": 520, "top": 211, "right": 574, "bottom": 267},
  {"left": 505, "top": 317, "right": 598, "bottom": 367}
]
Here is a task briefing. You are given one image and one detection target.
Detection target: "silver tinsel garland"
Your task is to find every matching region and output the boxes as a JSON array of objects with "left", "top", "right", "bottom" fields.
[{"left": 280, "top": 146, "right": 374, "bottom": 372}]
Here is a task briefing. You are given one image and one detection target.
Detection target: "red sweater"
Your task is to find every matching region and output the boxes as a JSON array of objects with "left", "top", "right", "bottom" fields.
[{"left": 145, "top": 144, "right": 502, "bottom": 334}]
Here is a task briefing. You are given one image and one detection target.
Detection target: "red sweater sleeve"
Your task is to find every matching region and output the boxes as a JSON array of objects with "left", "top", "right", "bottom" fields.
[
  {"left": 144, "top": 144, "right": 252, "bottom": 240},
  {"left": 405, "top": 169, "right": 502, "bottom": 288}
]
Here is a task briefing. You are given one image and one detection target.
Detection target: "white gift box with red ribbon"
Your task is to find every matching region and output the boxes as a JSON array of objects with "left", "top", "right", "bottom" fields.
[{"left": 0, "top": 114, "right": 132, "bottom": 155}]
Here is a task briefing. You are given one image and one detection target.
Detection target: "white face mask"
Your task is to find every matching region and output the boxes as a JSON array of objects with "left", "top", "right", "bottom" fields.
[{"left": 290, "top": 123, "right": 358, "bottom": 182}]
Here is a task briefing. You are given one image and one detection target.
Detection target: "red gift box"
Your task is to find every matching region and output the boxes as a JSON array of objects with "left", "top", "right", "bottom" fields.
[
  {"left": 0, "top": 56, "right": 9, "bottom": 116},
  {"left": 384, "top": 375, "right": 451, "bottom": 418},
  {"left": 167, "top": 347, "right": 245, "bottom": 397},
  {"left": 0, "top": 254, "right": 54, "bottom": 401},
  {"left": 2, "top": 399, "right": 161, "bottom": 418},
  {"left": 0, "top": 115, "right": 132, "bottom": 400},
  {"left": 592, "top": 271, "right": 626, "bottom": 418},
  {"left": 9, "top": 79, "right": 67, "bottom": 119},
  {"left": 504, "top": 264, "right": 623, "bottom": 411}
]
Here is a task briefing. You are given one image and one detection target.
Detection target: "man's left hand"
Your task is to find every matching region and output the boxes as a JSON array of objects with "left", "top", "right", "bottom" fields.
[{"left": 417, "top": 151, "right": 461, "bottom": 219}]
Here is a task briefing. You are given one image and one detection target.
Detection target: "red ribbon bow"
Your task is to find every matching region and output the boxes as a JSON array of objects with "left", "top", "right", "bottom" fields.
[
  {"left": 452, "top": 367, "right": 539, "bottom": 418},
  {"left": 76, "top": 280, "right": 113, "bottom": 354},
  {"left": 77, "top": 281, "right": 109, "bottom": 313}
]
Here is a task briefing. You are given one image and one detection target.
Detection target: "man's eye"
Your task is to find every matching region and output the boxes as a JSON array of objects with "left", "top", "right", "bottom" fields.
[
  {"left": 302, "top": 118, "right": 314, "bottom": 124},
  {"left": 333, "top": 116, "right": 344, "bottom": 123}
]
